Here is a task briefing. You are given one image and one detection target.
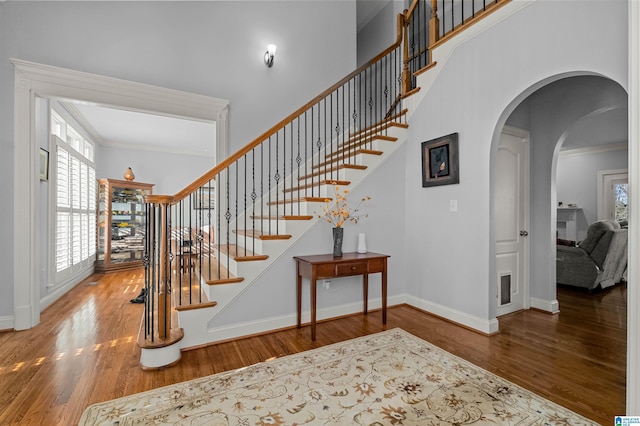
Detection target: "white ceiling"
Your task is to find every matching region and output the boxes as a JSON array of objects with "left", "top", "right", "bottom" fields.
[
  {"left": 562, "top": 107, "right": 628, "bottom": 150},
  {"left": 64, "top": 102, "right": 216, "bottom": 157}
]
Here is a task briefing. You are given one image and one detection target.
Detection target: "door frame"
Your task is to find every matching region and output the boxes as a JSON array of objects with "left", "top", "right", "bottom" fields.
[
  {"left": 495, "top": 125, "right": 531, "bottom": 317},
  {"left": 11, "top": 59, "right": 229, "bottom": 330}
]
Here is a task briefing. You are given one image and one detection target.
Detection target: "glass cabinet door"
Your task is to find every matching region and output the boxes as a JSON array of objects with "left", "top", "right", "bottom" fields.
[{"left": 96, "top": 178, "right": 154, "bottom": 273}]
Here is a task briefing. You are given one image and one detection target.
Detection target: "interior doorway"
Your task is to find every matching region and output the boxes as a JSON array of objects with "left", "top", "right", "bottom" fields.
[
  {"left": 12, "top": 59, "right": 229, "bottom": 330},
  {"left": 493, "top": 72, "right": 630, "bottom": 418},
  {"left": 495, "top": 126, "right": 530, "bottom": 317}
]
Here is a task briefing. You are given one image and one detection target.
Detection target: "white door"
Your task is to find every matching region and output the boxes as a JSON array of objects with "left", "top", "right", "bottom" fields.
[{"left": 495, "top": 127, "right": 530, "bottom": 317}]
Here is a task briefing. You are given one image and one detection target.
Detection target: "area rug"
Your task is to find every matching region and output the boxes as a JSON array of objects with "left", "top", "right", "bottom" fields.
[{"left": 80, "top": 328, "right": 597, "bottom": 425}]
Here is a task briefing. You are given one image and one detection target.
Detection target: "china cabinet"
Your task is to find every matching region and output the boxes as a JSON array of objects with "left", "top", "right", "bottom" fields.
[{"left": 95, "top": 178, "right": 154, "bottom": 273}]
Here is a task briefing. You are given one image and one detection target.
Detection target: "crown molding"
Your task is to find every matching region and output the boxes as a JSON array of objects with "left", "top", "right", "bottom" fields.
[
  {"left": 559, "top": 141, "right": 628, "bottom": 158},
  {"left": 11, "top": 58, "right": 229, "bottom": 122}
]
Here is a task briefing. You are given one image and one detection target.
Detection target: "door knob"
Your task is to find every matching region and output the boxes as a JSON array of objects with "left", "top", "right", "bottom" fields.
[{"left": 520, "top": 230, "right": 529, "bottom": 237}]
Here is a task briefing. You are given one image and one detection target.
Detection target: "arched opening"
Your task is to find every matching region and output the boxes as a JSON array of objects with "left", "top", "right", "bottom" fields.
[{"left": 490, "top": 72, "right": 628, "bottom": 408}]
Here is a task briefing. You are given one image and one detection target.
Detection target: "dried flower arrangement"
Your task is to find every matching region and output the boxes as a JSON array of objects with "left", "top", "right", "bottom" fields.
[{"left": 317, "top": 183, "right": 371, "bottom": 228}]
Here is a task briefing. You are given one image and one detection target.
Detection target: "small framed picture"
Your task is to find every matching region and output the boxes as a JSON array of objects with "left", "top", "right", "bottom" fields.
[
  {"left": 421, "top": 133, "right": 459, "bottom": 187},
  {"left": 39, "top": 148, "right": 49, "bottom": 181},
  {"left": 193, "top": 186, "right": 215, "bottom": 209}
]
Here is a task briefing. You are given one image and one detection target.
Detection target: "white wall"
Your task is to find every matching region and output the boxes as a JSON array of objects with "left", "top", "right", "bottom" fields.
[
  {"left": 0, "top": 1, "right": 356, "bottom": 321},
  {"left": 404, "top": 0, "right": 627, "bottom": 325},
  {"left": 357, "top": 1, "right": 403, "bottom": 67},
  {"left": 557, "top": 148, "right": 628, "bottom": 240},
  {"left": 97, "top": 147, "right": 215, "bottom": 196}
]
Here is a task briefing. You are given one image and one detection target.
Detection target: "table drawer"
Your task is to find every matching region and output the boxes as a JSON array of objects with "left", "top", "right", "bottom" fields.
[
  {"left": 315, "top": 263, "right": 337, "bottom": 278},
  {"left": 336, "top": 262, "right": 367, "bottom": 276},
  {"left": 367, "top": 258, "right": 385, "bottom": 273}
]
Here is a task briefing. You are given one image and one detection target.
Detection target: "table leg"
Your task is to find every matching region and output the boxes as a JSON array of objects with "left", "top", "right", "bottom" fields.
[
  {"left": 363, "top": 274, "right": 369, "bottom": 314},
  {"left": 296, "top": 269, "right": 302, "bottom": 329},
  {"left": 382, "top": 261, "right": 388, "bottom": 324},
  {"left": 311, "top": 278, "right": 317, "bottom": 341}
]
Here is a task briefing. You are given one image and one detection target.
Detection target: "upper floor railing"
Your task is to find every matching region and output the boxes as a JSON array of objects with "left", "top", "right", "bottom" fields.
[{"left": 404, "top": 0, "right": 509, "bottom": 86}]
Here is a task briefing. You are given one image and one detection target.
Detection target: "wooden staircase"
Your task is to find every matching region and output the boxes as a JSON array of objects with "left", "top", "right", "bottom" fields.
[
  {"left": 138, "top": 109, "right": 412, "bottom": 367},
  {"left": 138, "top": 0, "right": 512, "bottom": 368}
]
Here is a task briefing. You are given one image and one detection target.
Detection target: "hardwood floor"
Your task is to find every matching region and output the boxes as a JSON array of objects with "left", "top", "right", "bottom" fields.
[{"left": 0, "top": 270, "right": 626, "bottom": 425}]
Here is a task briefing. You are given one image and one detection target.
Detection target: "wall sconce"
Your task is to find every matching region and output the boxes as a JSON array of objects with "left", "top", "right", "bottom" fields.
[{"left": 264, "top": 44, "right": 277, "bottom": 68}]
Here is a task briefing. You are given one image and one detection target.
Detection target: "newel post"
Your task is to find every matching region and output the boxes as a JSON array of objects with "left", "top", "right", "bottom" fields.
[
  {"left": 144, "top": 194, "right": 174, "bottom": 340},
  {"left": 401, "top": 11, "right": 412, "bottom": 96},
  {"left": 429, "top": 0, "right": 440, "bottom": 47}
]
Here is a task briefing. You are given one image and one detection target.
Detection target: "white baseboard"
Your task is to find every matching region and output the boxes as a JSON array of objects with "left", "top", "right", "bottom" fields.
[
  {"left": 0, "top": 316, "right": 14, "bottom": 331},
  {"left": 205, "top": 295, "right": 406, "bottom": 345},
  {"left": 40, "top": 269, "right": 95, "bottom": 312},
  {"left": 203, "top": 293, "right": 498, "bottom": 346},
  {"left": 404, "top": 294, "right": 500, "bottom": 335},
  {"left": 530, "top": 297, "right": 560, "bottom": 314}
]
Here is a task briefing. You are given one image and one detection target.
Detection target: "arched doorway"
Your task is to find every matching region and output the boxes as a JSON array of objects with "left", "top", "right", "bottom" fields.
[
  {"left": 496, "top": 74, "right": 628, "bottom": 311},
  {"left": 491, "top": 73, "right": 629, "bottom": 412}
]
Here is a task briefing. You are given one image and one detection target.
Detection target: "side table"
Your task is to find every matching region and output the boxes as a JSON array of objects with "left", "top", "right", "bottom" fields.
[{"left": 294, "top": 252, "right": 389, "bottom": 341}]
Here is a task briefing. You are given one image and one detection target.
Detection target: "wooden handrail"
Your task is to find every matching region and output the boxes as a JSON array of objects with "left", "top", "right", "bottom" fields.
[
  {"left": 405, "top": 0, "right": 420, "bottom": 19},
  {"left": 148, "top": 12, "right": 408, "bottom": 206}
]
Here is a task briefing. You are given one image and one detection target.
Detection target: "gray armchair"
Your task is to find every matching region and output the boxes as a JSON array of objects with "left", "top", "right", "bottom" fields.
[{"left": 556, "top": 220, "right": 628, "bottom": 290}]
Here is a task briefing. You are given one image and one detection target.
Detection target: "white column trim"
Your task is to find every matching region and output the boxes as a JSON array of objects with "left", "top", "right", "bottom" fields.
[
  {"left": 11, "top": 59, "right": 229, "bottom": 329},
  {"left": 627, "top": 0, "right": 639, "bottom": 414}
]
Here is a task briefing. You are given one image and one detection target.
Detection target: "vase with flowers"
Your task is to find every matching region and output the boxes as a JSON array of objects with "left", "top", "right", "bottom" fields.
[{"left": 316, "top": 183, "right": 371, "bottom": 257}]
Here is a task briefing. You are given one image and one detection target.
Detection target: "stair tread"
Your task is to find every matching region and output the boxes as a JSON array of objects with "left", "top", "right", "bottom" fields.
[
  {"left": 174, "top": 271, "right": 214, "bottom": 308},
  {"left": 314, "top": 149, "right": 383, "bottom": 168},
  {"left": 215, "top": 243, "right": 269, "bottom": 260},
  {"left": 349, "top": 109, "right": 408, "bottom": 138},
  {"left": 250, "top": 215, "right": 314, "bottom": 220},
  {"left": 340, "top": 133, "right": 398, "bottom": 147},
  {"left": 334, "top": 136, "right": 397, "bottom": 154},
  {"left": 283, "top": 180, "right": 350, "bottom": 193},
  {"left": 200, "top": 255, "right": 245, "bottom": 285},
  {"left": 298, "top": 164, "right": 367, "bottom": 181},
  {"left": 266, "top": 196, "right": 331, "bottom": 205},
  {"left": 234, "top": 229, "right": 292, "bottom": 240}
]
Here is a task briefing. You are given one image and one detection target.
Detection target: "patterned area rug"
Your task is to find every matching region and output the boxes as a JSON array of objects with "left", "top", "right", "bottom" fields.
[{"left": 80, "top": 328, "right": 597, "bottom": 425}]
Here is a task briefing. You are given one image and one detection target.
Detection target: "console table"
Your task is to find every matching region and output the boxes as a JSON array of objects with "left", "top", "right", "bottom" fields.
[{"left": 294, "top": 252, "right": 389, "bottom": 341}]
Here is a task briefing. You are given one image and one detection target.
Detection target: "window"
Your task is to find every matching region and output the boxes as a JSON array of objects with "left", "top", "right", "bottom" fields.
[
  {"left": 614, "top": 181, "right": 628, "bottom": 221},
  {"left": 597, "top": 169, "right": 628, "bottom": 223},
  {"left": 51, "top": 110, "right": 96, "bottom": 283}
]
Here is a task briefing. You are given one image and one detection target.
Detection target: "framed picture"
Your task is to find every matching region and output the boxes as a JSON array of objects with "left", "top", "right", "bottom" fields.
[
  {"left": 421, "top": 133, "right": 459, "bottom": 187},
  {"left": 193, "top": 186, "right": 215, "bottom": 209},
  {"left": 39, "top": 148, "right": 49, "bottom": 181}
]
